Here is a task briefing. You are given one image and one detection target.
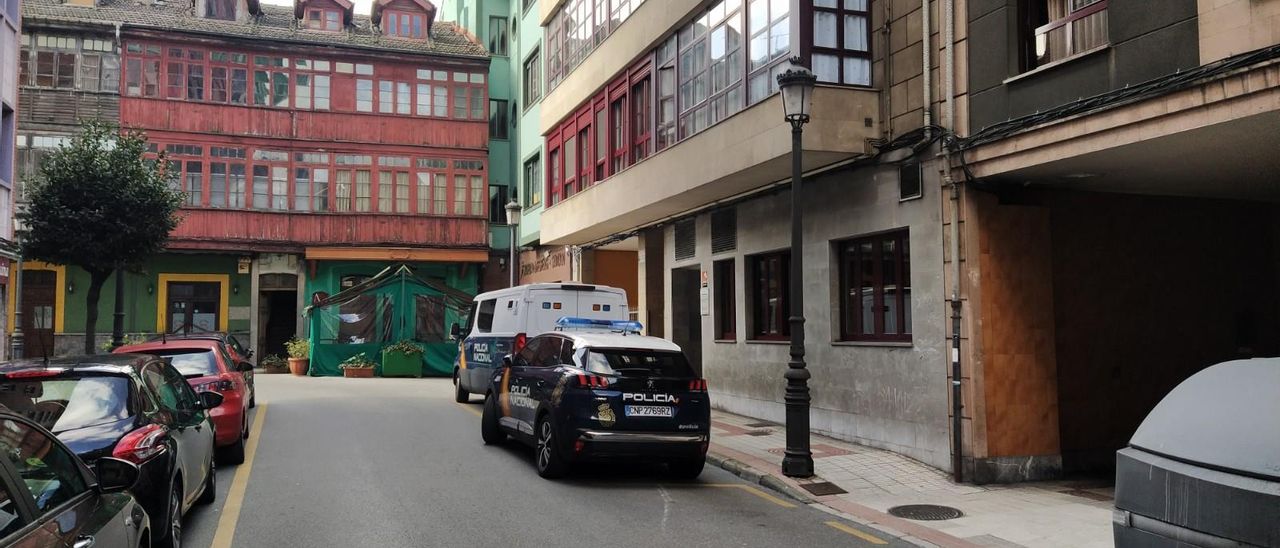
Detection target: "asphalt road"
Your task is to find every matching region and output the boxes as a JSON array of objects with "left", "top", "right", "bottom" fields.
[{"left": 181, "top": 373, "right": 914, "bottom": 548}]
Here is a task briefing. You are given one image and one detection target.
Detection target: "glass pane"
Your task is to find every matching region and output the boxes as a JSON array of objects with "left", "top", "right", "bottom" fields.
[
  {"left": 844, "top": 0, "right": 868, "bottom": 9},
  {"left": 813, "top": 54, "right": 839, "bottom": 83},
  {"left": 882, "top": 239, "right": 897, "bottom": 334},
  {"left": 859, "top": 241, "right": 874, "bottom": 335},
  {"left": 770, "top": 18, "right": 789, "bottom": 59},
  {"left": 814, "top": 12, "right": 837, "bottom": 48},
  {"left": 844, "top": 15, "right": 869, "bottom": 51}
]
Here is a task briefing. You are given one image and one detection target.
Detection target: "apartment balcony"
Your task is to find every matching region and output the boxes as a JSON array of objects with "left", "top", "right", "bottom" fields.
[
  {"left": 168, "top": 208, "right": 489, "bottom": 253},
  {"left": 540, "top": 85, "right": 879, "bottom": 245}
]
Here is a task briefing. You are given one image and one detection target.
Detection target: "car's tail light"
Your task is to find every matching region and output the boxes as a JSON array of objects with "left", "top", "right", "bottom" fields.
[
  {"left": 688, "top": 379, "right": 708, "bottom": 391},
  {"left": 513, "top": 333, "right": 527, "bottom": 354},
  {"left": 575, "top": 374, "right": 609, "bottom": 388},
  {"left": 574, "top": 440, "right": 586, "bottom": 454},
  {"left": 194, "top": 379, "right": 234, "bottom": 392},
  {"left": 113, "top": 424, "right": 168, "bottom": 464}
]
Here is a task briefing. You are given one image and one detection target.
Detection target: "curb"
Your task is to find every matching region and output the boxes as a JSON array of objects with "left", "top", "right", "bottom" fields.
[{"left": 706, "top": 452, "right": 815, "bottom": 504}]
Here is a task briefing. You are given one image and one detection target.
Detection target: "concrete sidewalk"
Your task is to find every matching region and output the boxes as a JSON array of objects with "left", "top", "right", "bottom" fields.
[{"left": 706, "top": 409, "right": 1114, "bottom": 548}]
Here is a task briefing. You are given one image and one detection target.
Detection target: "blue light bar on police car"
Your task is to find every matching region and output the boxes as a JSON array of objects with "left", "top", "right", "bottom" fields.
[{"left": 555, "top": 317, "right": 644, "bottom": 333}]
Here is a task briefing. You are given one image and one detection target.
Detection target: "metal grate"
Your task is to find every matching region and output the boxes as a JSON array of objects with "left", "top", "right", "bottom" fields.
[
  {"left": 799, "top": 482, "right": 847, "bottom": 496},
  {"left": 745, "top": 421, "right": 776, "bottom": 428},
  {"left": 710, "top": 208, "right": 737, "bottom": 254},
  {"left": 744, "top": 430, "right": 772, "bottom": 436},
  {"left": 887, "top": 504, "right": 964, "bottom": 521},
  {"left": 674, "top": 219, "right": 696, "bottom": 260}
]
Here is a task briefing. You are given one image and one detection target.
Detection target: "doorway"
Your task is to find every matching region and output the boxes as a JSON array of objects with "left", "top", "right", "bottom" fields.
[
  {"left": 167, "top": 281, "right": 220, "bottom": 334},
  {"left": 20, "top": 270, "right": 57, "bottom": 359},
  {"left": 258, "top": 274, "right": 298, "bottom": 360},
  {"left": 671, "top": 268, "right": 703, "bottom": 376}
]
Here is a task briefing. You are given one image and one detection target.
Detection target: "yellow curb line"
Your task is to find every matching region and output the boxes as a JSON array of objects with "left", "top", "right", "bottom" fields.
[
  {"left": 703, "top": 484, "right": 797, "bottom": 508},
  {"left": 457, "top": 402, "right": 483, "bottom": 417},
  {"left": 825, "top": 520, "right": 889, "bottom": 544},
  {"left": 210, "top": 403, "right": 269, "bottom": 548}
]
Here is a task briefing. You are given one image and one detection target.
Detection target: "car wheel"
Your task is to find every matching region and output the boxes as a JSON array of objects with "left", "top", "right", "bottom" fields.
[
  {"left": 667, "top": 457, "right": 706, "bottom": 479},
  {"left": 219, "top": 432, "right": 246, "bottom": 465},
  {"left": 196, "top": 454, "right": 216, "bottom": 505},
  {"left": 454, "top": 374, "right": 469, "bottom": 403},
  {"left": 534, "top": 414, "right": 568, "bottom": 479},
  {"left": 156, "top": 480, "right": 182, "bottom": 548},
  {"left": 481, "top": 394, "right": 505, "bottom": 445}
]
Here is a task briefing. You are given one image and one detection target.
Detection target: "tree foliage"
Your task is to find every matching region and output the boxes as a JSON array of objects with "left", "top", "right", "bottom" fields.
[{"left": 17, "top": 121, "right": 184, "bottom": 354}]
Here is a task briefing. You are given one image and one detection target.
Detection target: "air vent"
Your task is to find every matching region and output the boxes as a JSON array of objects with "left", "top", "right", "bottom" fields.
[
  {"left": 674, "top": 220, "right": 696, "bottom": 260},
  {"left": 711, "top": 208, "right": 737, "bottom": 254},
  {"left": 900, "top": 162, "right": 922, "bottom": 200}
]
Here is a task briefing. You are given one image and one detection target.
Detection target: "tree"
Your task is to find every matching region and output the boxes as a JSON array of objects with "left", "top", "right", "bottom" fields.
[{"left": 17, "top": 121, "right": 184, "bottom": 355}]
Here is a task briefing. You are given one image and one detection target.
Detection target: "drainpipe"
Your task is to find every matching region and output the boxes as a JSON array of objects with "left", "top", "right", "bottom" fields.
[
  {"left": 921, "top": 0, "right": 931, "bottom": 139},
  {"left": 941, "top": 0, "right": 963, "bottom": 484}
]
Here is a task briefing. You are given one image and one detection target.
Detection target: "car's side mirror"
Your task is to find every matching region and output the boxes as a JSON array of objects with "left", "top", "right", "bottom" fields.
[
  {"left": 502, "top": 354, "right": 514, "bottom": 368},
  {"left": 450, "top": 323, "right": 462, "bottom": 340},
  {"left": 237, "top": 361, "right": 254, "bottom": 373},
  {"left": 95, "top": 457, "right": 141, "bottom": 494},
  {"left": 198, "top": 391, "right": 224, "bottom": 410}
]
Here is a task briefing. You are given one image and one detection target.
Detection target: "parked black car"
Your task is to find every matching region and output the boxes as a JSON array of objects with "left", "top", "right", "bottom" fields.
[
  {"left": 0, "top": 410, "right": 150, "bottom": 547},
  {"left": 1113, "top": 358, "right": 1280, "bottom": 547},
  {"left": 0, "top": 356, "right": 221, "bottom": 548}
]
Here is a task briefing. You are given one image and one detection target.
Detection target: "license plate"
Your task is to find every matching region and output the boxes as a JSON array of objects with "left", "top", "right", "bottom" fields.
[{"left": 625, "top": 405, "right": 674, "bottom": 418}]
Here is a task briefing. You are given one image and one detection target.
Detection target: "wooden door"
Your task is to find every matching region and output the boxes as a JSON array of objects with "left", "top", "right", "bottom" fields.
[{"left": 20, "top": 271, "right": 57, "bottom": 358}]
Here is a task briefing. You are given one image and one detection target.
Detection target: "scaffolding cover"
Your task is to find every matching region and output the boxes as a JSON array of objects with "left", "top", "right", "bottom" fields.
[{"left": 304, "top": 265, "right": 472, "bottom": 377}]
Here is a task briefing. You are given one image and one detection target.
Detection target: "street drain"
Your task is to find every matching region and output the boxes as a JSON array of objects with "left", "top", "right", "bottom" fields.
[
  {"left": 745, "top": 421, "right": 777, "bottom": 428},
  {"left": 745, "top": 430, "right": 772, "bottom": 436},
  {"left": 799, "top": 482, "right": 847, "bottom": 496},
  {"left": 887, "top": 504, "right": 964, "bottom": 521}
]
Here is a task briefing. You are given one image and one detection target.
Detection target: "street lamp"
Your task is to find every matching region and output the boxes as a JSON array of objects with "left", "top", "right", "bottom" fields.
[
  {"left": 776, "top": 57, "right": 817, "bottom": 478},
  {"left": 505, "top": 199, "right": 522, "bottom": 287}
]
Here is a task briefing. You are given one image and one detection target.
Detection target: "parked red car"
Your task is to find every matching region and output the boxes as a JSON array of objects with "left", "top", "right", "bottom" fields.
[{"left": 114, "top": 339, "right": 253, "bottom": 463}]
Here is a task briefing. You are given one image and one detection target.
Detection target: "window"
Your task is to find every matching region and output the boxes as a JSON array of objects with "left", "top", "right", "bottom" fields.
[
  {"left": 750, "top": 250, "right": 789, "bottom": 339},
  {"left": 655, "top": 37, "right": 677, "bottom": 151},
  {"left": 356, "top": 79, "right": 373, "bottom": 112},
  {"left": 544, "top": 0, "right": 650, "bottom": 91},
  {"left": 488, "top": 16, "right": 510, "bottom": 56},
  {"left": 811, "top": 0, "right": 871, "bottom": 85},
  {"left": 747, "top": 0, "right": 792, "bottom": 103},
  {"left": 0, "top": 417, "right": 89, "bottom": 516},
  {"left": 547, "top": 147, "right": 560, "bottom": 206},
  {"left": 488, "top": 185, "right": 509, "bottom": 224},
  {"left": 185, "top": 161, "right": 203, "bottom": 206},
  {"left": 714, "top": 259, "right": 736, "bottom": 340},
  {"left": 631, "top": 76, "right": 652, "bottom": 162},
  {"left": 476, "top": 299, "right": 497, "bottom": 333},
  {"left": 385, "top": 10, "right": 426, "bottom": 38},
  {"left": 205, "top": 0, "right": 236, "bottom": 20},
  {"left": 839, "top": 230, "right": 911, "bottom": 342},
  {"left": 490, "top": 99, "right": 509, "bottom": 139},
  {"left": 609, "top": 97, "right": 626, "bottom": 173},
  {"left": 305, "top": 8, "right": 343, "bottom": 31},
  {"left": 523, "top": 49, "right": 542, "bottom": 106},
  {"left": 1022, "top": 0, "right": 1108, "bottom": 71},
  {"left": 523, "top": 154, "right": 541, "bottom": 207},
  {"left": 251, "top": 55, "right": 289, "bottom": 107}
]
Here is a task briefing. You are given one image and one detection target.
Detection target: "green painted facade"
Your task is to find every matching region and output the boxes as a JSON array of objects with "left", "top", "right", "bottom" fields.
[
  {"left": 303, "top": 260, "right": 478, "bottom": 300},
  {"left": 514, "top": 0, "right": 544, "bottom": 246}
]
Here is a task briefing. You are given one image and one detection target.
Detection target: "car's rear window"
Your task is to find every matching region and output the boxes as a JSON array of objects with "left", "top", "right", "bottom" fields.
[
  {"left": 584, "top": 350, "right": 695, "bottom": 378},
  {"left": 149, "top": 349, "right": 220, "bottom": 377},
  {"left": 0, "top": 376, "right": 133, "bottom": 432}
]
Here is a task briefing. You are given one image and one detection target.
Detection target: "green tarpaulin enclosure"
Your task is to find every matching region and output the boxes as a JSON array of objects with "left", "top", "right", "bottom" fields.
[{"left": 304, "top": 264, "right": 473, "bottom": 377}]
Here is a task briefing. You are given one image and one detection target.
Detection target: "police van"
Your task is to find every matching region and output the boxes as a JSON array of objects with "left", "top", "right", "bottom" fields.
[{"left": 451, "top": 284, "right": 629, "bottom": 402}]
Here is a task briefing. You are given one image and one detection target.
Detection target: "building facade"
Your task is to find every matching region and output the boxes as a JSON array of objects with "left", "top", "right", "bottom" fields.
[
  {"left": 533, "top": 0, "right": 954, "bottom": 470},
  {"left": 12, "top": 0, "right": 491, "bottom": 360},
  {"left": 0, "top": 0, "right": 17, "bottom": 358},
  {"left": 951, "top": 0, "right": 1280, "bottom": 482}
]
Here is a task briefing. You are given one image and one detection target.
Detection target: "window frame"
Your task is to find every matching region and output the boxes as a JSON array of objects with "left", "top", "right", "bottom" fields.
[
  {"left": 838, "top": 229, "right": 912, "bottom": 343},
  {"left": 1020, "top": 0, "right": 1109, "bottom": 72},
  {"left": 522, "top": 153, "right": 542, "bottom": 207},
  {"left": 304, "top": 8, "right": 344, "bottom": 32},
  {"left": 714, "top": 258, "right": 736, "bottom": 341},
  {"left": 749, "top": 250, "right": 790, "bottom": 341},
  {"left": 489, "top": 98, "right": 510, "bottom": 140},
  {"left": 522, "top": 47, "right": 542, "bottom": 108},
  {"left": 805, "top": 0, "right": 873, "bottom": 86},
  {"left": 488, "top": 16, "right": 510, "bottom": 56},
  {"left": 384, "top": 9, "right": 427, "bottom": 39}
]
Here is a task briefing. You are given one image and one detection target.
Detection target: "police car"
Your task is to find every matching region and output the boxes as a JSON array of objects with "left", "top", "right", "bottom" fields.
[{"left": 480, "top": 318, "right": 711, "bottom": 479}]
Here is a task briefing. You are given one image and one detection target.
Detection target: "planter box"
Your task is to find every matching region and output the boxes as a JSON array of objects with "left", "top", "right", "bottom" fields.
[
  {"left": 343, "top": 367, "right": 375, "bottom": 378},
  {"left": 381, "top": 350, "right": 422, "bottom": 378}
]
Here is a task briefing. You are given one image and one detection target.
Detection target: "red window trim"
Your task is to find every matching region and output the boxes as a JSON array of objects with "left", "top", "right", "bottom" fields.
[
  {"left": 304, "top": 8, "right": 343, "bottom": 32},
  {"left": 384, "top": 9, "right": 427, "bottom": 38}
]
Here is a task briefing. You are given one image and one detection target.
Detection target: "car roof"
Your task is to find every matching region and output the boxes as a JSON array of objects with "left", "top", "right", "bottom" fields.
[
  {"left": 473, "top": 283, "right": 627, "bottom": 301},
  {"left": 0, "top": 354, "right": 152, "bottom": 374},
  {"left": 544, "top": 331, "right": 682, "bottom": 352},
  {"left": 117, "top": 339, "right": 223, "bottom": 352}
]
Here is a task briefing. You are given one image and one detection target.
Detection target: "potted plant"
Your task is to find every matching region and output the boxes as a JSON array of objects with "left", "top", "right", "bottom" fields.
[
  {"left": 260, "top": 354, "right": 289, "bottom": 374},
  {"left": 285, "top": 337, "right": 310, "bottom": 376},
  {"left": 340, "top": 353, "right": 377, "bottom": 378},
  {"left": 381, "top": 340, "right": 423, "bottom": 378}
]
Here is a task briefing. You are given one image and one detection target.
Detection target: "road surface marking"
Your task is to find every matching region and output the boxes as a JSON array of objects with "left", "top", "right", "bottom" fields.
[
  {"left": 703, "top": 484, "right": 797, "bottom": 508},
  {"left": 457, "top": 403, "right": 483, "bottom": 417},
  {"left": 210, "top": 403, "right": 269, "bottom": 548},
  {"left": 825, "top": 520, "right": 888, "bottom": 544}
]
